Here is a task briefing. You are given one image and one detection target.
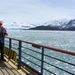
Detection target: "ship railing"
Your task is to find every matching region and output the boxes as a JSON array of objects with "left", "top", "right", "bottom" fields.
[{"left": 4, "top": 37, "right": 75, "bottom": 75}]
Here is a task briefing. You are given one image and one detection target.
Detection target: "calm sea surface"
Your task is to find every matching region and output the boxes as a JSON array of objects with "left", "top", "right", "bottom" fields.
[{"left": 7, "top": 30, "right": 75, "bottom": 52}]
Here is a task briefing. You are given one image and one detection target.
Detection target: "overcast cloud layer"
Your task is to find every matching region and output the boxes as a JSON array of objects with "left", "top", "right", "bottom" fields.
[{"left": 0, "top": 0, "right": 75, "bottom": 24}]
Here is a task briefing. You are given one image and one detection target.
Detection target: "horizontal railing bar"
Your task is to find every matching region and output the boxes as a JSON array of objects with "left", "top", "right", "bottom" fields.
[
  {"left": 6, "top": 37, "right": 75, "bottom": 56},
  {"left": 22, "top": 46, "right": 41, "bottom": 54},
  {"left": 43, "top": 68, "right": 56, "bottom": 75},
  {"left": 11, "top": 43, "right": 18, "bottom": 46},
  {"left": 43, "top": 61, "right": 75, "bottom": 75},
  {"left": 44, "top": 54, "right": 75, "bottom": 66},
  {"left": 22, "top": 51, "right": 41, "bottom": 61},
  {"left": 6, "top": 37, "right": 20, "bottom": 41},
  {"left": 21, "top": 61, "right": 41, "bottom": 75},
  {"left": 22, "top": 56, "right": 41, "bottom": 68}
]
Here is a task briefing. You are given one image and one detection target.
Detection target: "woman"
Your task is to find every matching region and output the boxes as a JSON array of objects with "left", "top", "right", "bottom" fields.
[{"left": 0, "top": 21, "right": 8, "bottom": 61}]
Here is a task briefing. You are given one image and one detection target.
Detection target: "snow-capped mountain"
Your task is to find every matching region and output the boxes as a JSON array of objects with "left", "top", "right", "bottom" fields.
[
  {"left": 2, "top": 19, "right": 75, "bottom": 30},
  {"left": 59, "top": 19, "right": 75, "bottom": 29},
  {"left": 41, "top": 19, "right": 69, "bottom": 26},
  {"left": 3, "top": 21, "right": 36, "bottom": 30},
  {"left": 29, "top": 19, "right": 75, "bottom": 30}
]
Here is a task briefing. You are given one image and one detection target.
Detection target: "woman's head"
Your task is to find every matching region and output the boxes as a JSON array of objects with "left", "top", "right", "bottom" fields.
[{"left": 0, "top": 21, "right": 3, "bottom": 26}]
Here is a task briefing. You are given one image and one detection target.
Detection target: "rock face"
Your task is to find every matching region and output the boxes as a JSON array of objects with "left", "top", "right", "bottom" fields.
[{"left": 29, "top": 19, "right": 75, "bottom": 30}]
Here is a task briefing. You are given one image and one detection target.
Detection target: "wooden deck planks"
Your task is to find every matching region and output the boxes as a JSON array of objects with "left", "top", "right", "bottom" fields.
[{"left": 0, "top": 61, "right": 22, "bottom": 75}]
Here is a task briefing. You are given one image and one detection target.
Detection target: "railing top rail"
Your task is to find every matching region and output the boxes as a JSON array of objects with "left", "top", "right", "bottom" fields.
[{"left": 6, "top": 37, "right": 75, "bottom": 56}]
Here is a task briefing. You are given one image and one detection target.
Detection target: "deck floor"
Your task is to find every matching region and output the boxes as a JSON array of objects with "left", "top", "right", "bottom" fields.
[
  {"left": 0, "top": 54, "right": 29, "bottom": 75},
  {"left": 0, "top": 60, "right": 22, "bottom": 75}
]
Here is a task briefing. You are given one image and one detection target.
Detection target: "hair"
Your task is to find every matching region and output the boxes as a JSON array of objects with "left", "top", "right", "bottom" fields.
[{"left": 0, "top": 21, "right": 3, "bottom": 25}]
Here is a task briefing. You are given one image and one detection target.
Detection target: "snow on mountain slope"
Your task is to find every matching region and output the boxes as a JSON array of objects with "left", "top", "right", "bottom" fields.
[
  {"left": 3, "top": 21, "right": 36, "bottom": 29},
  {"left": 41, "top": 19, "right": 69, "bottom": 26},
  {"left": 2, "top": 19, "right": 75, "bottom": 30}
]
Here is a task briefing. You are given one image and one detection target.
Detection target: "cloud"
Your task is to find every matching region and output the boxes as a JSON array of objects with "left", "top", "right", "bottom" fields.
[{"left": 0, "top": 0, "right": 75, "bottom": 24}]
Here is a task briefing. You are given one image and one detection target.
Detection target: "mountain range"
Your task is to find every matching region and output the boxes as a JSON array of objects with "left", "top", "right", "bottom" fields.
[
  {"left": 3, "top": 19, "right": 75, "bottom": 30},
  {"left": 29, "top": 19, "right": 75, "bottom": 30}
]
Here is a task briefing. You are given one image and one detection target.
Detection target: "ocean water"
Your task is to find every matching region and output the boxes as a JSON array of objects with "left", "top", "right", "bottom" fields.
[
  {"left": 7, "top": 30, "right": 75, "bottom": 75},
  {"left": 7, "top": 30, "right": 75, "bottom": 52}
]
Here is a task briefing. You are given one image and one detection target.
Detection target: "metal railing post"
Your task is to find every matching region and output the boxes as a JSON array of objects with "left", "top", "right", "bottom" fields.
[
  {"left": 18, "top": 41, "right": 22, "bottom": 69},
  {"left": 41, "top": 47, "right": 44, "bottom": 75},
  {"left": 9, "top": 38, "right": 11, "bottom": 49}
]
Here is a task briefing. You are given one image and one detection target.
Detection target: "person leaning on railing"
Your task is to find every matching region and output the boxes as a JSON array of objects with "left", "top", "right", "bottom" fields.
[{"left": 0, "top": 21, "right": 8, "bottom": 61}]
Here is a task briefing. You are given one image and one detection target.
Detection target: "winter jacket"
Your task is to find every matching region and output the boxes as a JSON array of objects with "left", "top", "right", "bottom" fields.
[{"left": 0, "top": 26, "right": 8, "bottom": 44}]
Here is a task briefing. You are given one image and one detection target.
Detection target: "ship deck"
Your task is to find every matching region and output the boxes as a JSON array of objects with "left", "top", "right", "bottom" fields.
[{"left": 0, "top": 54, "right": 28, "bottom": 75}]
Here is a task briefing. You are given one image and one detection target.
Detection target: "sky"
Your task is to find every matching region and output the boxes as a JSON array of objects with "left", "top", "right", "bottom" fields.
[{"left": 0, "top": 0, "right": 75, "bottom": 24}]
